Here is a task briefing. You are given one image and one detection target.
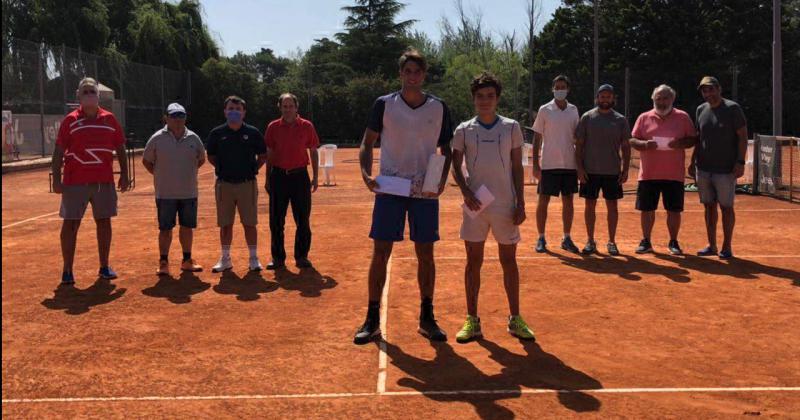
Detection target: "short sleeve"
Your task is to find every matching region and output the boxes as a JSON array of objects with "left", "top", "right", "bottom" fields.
[
  {"left": 252, "top": 128, "right": 266, "bottom": 154},
  {"left": 142, "top": 134, "right": 157, "bottom": 163},
  {"left": 108, "top": 114, "right": 125, "bottom": 148},
  {"left": 264, "top": 123, "right": 275, "bottom": 149},
  {"left": 621, "top": 117, "right": 631, "bottom": 142},
  {"left": 438, "top": 101, "right": 454, "bottom": 147},
  {"left": 56, "top": 116, "right": 72, "bottom": 150},
  {"left": 194, "top": 135, "right": 205, "bottom": 159},
  {"left": 307, "top": 122, "right": 320, "bottom": 149},
  {"left": 452, "top": 124, "right": 466, "bottom": 152},
  {"left": 575, "top": 114, "right": 588, "bottom": 142},
  {"left": 511, "top": 121, "right": 524, "bottom": 148},
  {"left": 682, "top": 113, "right": 696, "bottom": 138},
  {"left": 205, "top": 130, "right": 218, "bottom": 156},
  {"left": 366, "top": 98, "right": 385, "bottom": 133},
  {"left": 532, "top": 108, "right": 545, "bottom": 134},
  {"left": 731, "top": 103, "right": 747, "bottom": 130},
  {"left": 631, "top": 114, "right": 645, "bottom": 139}
]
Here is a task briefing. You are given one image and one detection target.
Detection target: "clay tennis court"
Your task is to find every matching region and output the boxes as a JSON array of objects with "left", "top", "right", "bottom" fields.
[{"left": 2, "top": 148, "right": 799, "bottom": 418}]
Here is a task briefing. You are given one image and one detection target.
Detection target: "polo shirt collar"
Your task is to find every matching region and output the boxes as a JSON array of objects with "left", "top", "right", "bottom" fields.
[
  {"left": 547, "top": 99, "right": 572, "bottom": 111},
  {"left": 163, "top": 125, "right": 188, "bottom": 140},
  {"left": 278, "top": 115, "right": 302, "bottom": 127}
]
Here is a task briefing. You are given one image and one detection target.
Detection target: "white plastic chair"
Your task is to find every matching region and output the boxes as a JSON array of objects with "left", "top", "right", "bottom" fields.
[
  {"left": 320, "top": 144, "right": 337, "bottom": 186},
  {"left": 522, "top": 142, "right": 535, "bottom": 184}
]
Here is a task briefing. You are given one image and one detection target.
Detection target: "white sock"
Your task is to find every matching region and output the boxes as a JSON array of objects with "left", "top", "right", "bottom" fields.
[
  {"left": 248, "top": 246, "right": 258, "bottom": 259},
  {"left": 222, "top": 246, "right": 231, "bottom": 259}
]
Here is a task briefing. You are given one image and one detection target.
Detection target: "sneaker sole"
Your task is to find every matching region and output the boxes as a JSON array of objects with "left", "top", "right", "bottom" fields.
[
  {"left": 418, "top": 327, "right": 447, "bottom": 342},
  {"left": 353, "top": 329, "right": 382, "bottom": 345},
  {"left": 211, "top": 266, "right": 232, "bottom": 273},
  {"left": 507, "top": 328, "right": 536, "bottom": 341},
  {"left": 456, "top": 332, "right": 483, "bottom": 344},
  {"left": 635, "top": 248, "right": 653, "bottom": 254}
]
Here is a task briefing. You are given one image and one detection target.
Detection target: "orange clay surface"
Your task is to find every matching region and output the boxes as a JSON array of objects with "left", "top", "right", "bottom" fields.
[{"left": 2, "top": 148, "right": 799, "bottom": 419}]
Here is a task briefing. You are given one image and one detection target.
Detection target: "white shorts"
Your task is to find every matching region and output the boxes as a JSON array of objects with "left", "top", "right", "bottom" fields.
[{"left": 460, "top": 210, "right": 521, "bottom": 245}]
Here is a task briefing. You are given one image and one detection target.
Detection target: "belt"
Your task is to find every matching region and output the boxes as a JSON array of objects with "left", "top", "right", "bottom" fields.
[
  {"left": 218, "top": 178, "right": 255, "bottom": 184},
  {"left": 272, "top": 167, "right": 306, "bottom": 175}
]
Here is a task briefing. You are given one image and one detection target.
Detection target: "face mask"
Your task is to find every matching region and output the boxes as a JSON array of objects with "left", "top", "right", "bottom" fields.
[
  {"left": 226, "top": 110, "right": 243, "bottom": 124},
  {"left": 654, "top": 105, "right": 672, "bottom": 117},
  {"left": 80, "top": 94, "right": 99, "bottom": 108},
  {"left": 553, "top": 90, "right": 568, "bottom": 101}
]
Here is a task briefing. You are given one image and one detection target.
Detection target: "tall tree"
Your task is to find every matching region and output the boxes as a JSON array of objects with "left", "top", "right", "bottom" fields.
[{"left": 336, "top": 0, "right": 415, "bottom": 77}]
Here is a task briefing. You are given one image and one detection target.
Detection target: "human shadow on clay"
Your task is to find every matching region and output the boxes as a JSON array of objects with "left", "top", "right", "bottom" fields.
[
  {"left": 141, "top": 272, "right": 211, "bottom": 304},
  {"left": 41, "top": 278, "right": 126, "bottom": 315},
  {"left": 272, "top": 267, "right": 338, "bottom": 297},
  {"left": 654, "top": 254, "right": 800, "bottom": 286},
  {"left": 549, "top": 250, "right": 691, "bottom": 283},
  {"left": 212, "top": 270, "right": 279, "bottom": 301},
  {"left": 384, "top": 339, "right": 602, "bottom": 419}
]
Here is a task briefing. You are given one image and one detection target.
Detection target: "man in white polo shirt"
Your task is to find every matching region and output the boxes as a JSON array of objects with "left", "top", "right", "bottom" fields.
[
  {"left": 531, "top": 75, "right": 581, "bottom": 253},
  {"left": 143, "top": 103, "right": 205, "bottom": 275},
  {"left": 451, "top": 72, "right": 535, "bottom": 343}
]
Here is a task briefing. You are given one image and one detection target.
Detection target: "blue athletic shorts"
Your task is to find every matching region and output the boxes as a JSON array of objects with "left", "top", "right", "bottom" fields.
[
  {"left": 369, "top": 194, "right": 439, "bottom": 243},
  {"left": 156, "top": 198, "right": 198, "bottom": 230}
]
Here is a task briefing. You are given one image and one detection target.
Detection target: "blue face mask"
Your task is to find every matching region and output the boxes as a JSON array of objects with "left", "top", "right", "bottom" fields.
[{"left": 226, "top": 110, "right": 243, "bottom": 124}]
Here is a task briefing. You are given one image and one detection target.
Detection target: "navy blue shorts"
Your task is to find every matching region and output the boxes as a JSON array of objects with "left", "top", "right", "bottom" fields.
[
  {"left": 369, "top": 194, "right": 439, "bottom": 243},
  {"left": 156, "top": 198, "right": 198, "bottom": 230}
]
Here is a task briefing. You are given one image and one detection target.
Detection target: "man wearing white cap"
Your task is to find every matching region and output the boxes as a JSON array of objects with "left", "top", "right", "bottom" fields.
[{"left": 143, "top": 103, "right": 206, "bottom": 275}]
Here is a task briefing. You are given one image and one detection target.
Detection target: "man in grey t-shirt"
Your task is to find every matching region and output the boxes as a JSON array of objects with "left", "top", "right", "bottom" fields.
[
  {"left": 689, "top": 76, "right": 748, "bottom": 259},
  {"left": 575, "top": 84, "right": 631, "bottom": 255},
  {"left": 143, "top": 103, "right": 206, "bottom": 275}
]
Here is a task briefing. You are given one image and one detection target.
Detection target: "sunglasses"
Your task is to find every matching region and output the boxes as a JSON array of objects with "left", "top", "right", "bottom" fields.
[{"left": 168, "top": 112, "right": 187, "bottom": 119}]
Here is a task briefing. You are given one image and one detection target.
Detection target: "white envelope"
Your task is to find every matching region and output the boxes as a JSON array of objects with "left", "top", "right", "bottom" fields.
[
  {"left": 374, "top": 175, "right": 412, "bottom": 197},
  {"left": 462, "top": 185, "right": 495, "bottom": 219},
  {"left": 422, "top": 154, "right": 446, "bottom": 194},
  {"left": 653, "top": 136, "right": 673, "bottom": 150}
]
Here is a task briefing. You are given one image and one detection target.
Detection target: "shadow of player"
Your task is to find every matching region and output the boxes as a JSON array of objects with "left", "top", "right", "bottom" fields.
[
  {"left": 273, "top": 267, "right": 338, "bottom": 297},
  {"left": 550, "top": 250, "right": 691, "bottom": 283},
  {"left": 655, "top": 254, "right": 800, "bottom": 286},
  {"left": 384, "top": 338, "right": 602, "bottom": 419},
  {"left": 142, "top": 271, "right": 211, "bottom": 304},
  {"left": 212, "top": 270, "right": 278, "bottom": 301},
  {"left": 41, "top": 278, "right": 126, "bottom": 315}
]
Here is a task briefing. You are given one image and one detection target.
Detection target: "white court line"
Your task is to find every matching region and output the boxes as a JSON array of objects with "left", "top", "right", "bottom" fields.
[
  {"left": 376, "top": 255, "right": 392, "bottom": 394},
  {"left": 1, "top": 169, "right": 215, "bottom": 230},
  {"left": 3, "top": 387, "right": 799, "bottom": 404},
  {"left": 394, "top": 255, "right": 800, "bottom": 261}
]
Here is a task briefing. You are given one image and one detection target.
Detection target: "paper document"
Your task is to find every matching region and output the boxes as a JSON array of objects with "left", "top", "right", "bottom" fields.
[
  {"left": 422, "top": 154, "right": 446, "bottom": 194},
  {"left": 653, "top": 136, "right": 673, "bottom": 150},
  {"left": 374, "top": 175, "right": 412, "bottom": 197},
  {"left": 462, "top": 185, "right": 495, "bottom": 219}
]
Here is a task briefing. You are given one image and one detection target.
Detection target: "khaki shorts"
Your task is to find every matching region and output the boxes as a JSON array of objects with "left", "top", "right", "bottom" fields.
[
  {"left": 460, "top": 209, "right": 520, "bottom": 245},
  {"left": 60, "top": 183, "right": 118, "bottom": 220},
  {"left": 215, "top": 180, "right": 258, "bottom": 227}
]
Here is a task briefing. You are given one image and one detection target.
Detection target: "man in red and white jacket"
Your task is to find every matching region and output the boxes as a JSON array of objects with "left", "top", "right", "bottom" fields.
[{"left": 52, "top": 77, "right": 130, "bottom": 286}]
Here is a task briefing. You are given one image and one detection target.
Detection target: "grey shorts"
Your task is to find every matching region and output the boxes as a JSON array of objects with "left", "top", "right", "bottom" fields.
[
  {"left": 696, "top": 169, "right": 736, "bottom": 208},
  {"left": 60, "top": 183, "right": 118, "bottom": 220}
]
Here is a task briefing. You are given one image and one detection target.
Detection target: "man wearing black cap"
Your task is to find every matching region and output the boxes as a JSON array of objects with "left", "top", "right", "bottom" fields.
[
  {"left": 690, "top": 76, "right": 748, "bottom": 259},
  {"left": 575, "top": 84, "right": 631, "bottom": 255}
]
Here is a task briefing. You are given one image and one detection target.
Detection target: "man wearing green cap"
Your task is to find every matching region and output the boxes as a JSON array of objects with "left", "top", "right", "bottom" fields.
[{"left": 690, "top": 76, "right": 748, "bottom": 259}]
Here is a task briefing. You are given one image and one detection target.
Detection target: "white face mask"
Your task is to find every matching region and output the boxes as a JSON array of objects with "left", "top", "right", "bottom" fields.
[{"left": 553, "top": 90, "right": 568, "bottom": 101}]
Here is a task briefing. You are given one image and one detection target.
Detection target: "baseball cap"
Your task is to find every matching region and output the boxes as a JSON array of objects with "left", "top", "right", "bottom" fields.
[
  {"left": 597, "top": 84, "right": 614, "bottom": 95},
  {"left": 166, "top": 103, "right": 186, "bottom": 116},
  {"left": 697, "top": 76, "right": 720, "bottom": 90}
]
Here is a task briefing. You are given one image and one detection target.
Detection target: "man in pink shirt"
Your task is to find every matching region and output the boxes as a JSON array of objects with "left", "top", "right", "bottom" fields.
[{"left": 629, "top": 85, "right": 696, "bottom": 255}]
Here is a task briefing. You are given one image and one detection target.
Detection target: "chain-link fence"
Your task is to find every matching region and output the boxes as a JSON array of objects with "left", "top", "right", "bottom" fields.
[{"left": 2, "top": 37, "right": 190, "bottom": 161}]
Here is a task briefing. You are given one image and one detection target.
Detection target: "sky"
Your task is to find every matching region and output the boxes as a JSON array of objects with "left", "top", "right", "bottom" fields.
[{"left": 200, "top": 0, "right": 562, "bottom": 58}]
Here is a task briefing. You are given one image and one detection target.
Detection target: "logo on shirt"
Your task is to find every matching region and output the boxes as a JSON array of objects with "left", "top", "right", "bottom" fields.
[{"left": 243, "top": 135, "right": 249, "bottom": 140}]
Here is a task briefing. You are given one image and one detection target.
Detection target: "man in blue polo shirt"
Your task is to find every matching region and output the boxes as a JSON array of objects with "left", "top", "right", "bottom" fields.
[
  {"left": 353, "top": 48, "right": 453, "bottom": 345},
  {"left": 206, "top": 95, "right": 267, "bottom": 273}
]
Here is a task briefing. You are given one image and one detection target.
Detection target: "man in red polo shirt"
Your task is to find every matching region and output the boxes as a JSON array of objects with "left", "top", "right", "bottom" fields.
[
  {"left": 52, "top": 77, "right": 130, "bottom": 286},
  {"left": 264, "top": 93, "right": 320, "bottom": 270}
]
